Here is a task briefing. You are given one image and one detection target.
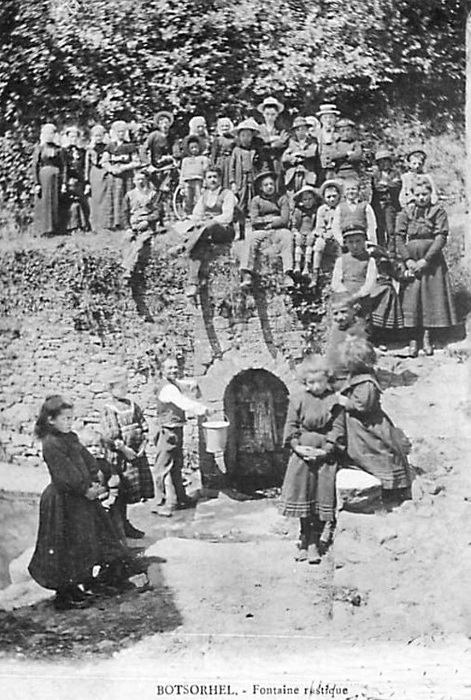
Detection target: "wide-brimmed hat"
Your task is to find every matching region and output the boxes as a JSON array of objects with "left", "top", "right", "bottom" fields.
[
  {"left": 293, "top": 185, "right": 322, "bottom": 203},
  {"left": 336, "top": 118, "right": 355, "bottom": 128},
  {"left": 233, "top": 117, "right": 261, "bottom": 134},
  {"left": 406, "top": 145, "right": 427, "bottom": 160},
  {"left": 257, "top": 96, "right": 284, "bottom": 114},
  {"left": 375, "top": 149, "right": 393, "bottom": 162},
  {"left": 305, "top": 115, "right": 321, "bottom": 129},
  {"left": 253, "top": 169, "right": 277, "bottom": 189},
  {"left": 316, "top": 103, "right": 340, "bottom": 118},
  {"left": 291, "top": 116, "right": 308, "bottom": 130},
  {"left": 320, "top": 179, "right": 343, "bottom": 198},
  {"left": 155, "top": 110, "right": 174, "bottom": 126}
]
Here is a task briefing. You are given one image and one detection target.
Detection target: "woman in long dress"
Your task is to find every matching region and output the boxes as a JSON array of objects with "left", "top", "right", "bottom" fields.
[
  {"left": 32, "top": 123, "right": 65, "bottom": 236},
  {"left": 85, "top": 124, "right": 110, "bottom": 232},
  {"left": 396, "top": 177, "right": 457, "bottom": 356},
  {"left": 101, "top": 121, "right": 141, "bottom": 230}
]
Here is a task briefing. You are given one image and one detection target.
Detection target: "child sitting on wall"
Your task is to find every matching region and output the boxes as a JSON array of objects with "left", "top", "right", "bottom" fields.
[
  {"left": 332, "top": 178, "right": 377, "bottom": 247},
  {"left": 121, "top": 170, "right": 160, "bottom": 281},
  {"left": 290, "top": 185, "right": 323, "bottom": 286}
]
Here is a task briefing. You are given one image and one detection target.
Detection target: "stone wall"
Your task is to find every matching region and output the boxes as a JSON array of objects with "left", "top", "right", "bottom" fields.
[{"left": 0, "top": 232, "right": 330, "bottom": 486}]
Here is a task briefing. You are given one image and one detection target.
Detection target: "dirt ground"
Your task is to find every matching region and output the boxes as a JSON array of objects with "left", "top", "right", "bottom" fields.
[{"left": 1, "top": 348, "right": 471, "bottom": 699}]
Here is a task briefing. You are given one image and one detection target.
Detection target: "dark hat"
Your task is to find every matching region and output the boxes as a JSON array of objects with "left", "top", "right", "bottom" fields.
[
  {"left": 155, "top": 110, "right": 174, "bottom": 126},
  {"left": 342, "top": 225, "right": 367, "bottom": 239},
  {"left": 336, "top": 118, "right": 355, "bottom": 128},
  {"left": 253, "top": 169, "right": 277, "bottom": 189},
  {"left": 187, "top": 134, "right": 202, "bottom": 146},
  {"left": 406, "top": 145, "right": 427, "bottom": 160}
]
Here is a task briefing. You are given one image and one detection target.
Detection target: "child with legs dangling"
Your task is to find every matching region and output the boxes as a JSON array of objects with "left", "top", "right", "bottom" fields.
[{"left": 279, "top": 356, "right": 345, "bottom": 564}]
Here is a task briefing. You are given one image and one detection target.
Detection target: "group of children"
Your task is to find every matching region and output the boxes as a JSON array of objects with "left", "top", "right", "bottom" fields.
[
  {"left": 29, "top": 320, "right": 413, "bottom": 606},
  {"left": 280, "top": 332, "right": 411, "bottom": 564},
  {"left": 28, "top": 361, "right": 208, "bottom": 611}
]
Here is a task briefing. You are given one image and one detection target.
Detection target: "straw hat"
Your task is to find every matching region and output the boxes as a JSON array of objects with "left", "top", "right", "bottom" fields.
[
  {"left": 233, "top": 117, "right": 261, "bottom": 134},
  {"left": 291, "top": 116, "right": 308, "bottom": 130},
  {"left": 155, "top": 110, "right": 174, "bottom": 126},
  {"left": 257, "top": 96, "right": 284, "bottom": 114},
  {"left": 320, "top": 179, "right": 343, "bottom": 198},
  {"left": 253, "top": 169, "right": 277, "bottom": 189},
  {"left": 316, "top": 103, "right": 340, "bottom": 118},
  {"left": 293, "top": 185, "right": 322, "bottom": 203},
  {"left": 336, "top": 118, "right": 355, "bottom": 128}
]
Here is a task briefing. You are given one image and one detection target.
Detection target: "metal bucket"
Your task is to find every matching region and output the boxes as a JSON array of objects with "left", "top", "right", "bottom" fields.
[{"left": 202, "top": 417, "right": 230, "bottom": 454}]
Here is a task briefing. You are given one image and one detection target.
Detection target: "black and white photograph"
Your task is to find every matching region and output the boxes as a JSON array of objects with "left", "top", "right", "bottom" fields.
[{"left": 0, "top": 1, "right": 470, "bottom": 698}]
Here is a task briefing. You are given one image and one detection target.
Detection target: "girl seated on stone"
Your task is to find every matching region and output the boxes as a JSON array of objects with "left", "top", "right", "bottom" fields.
[
  {"left": 279, "top": 355, "right": 346, "bottom": 564},
  {"left": 337, "top": 336, "right": 412, "bottom": 497}
]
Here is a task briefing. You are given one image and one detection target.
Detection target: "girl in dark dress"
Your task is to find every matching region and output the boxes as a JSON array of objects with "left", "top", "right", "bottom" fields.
[
  {"left": 279, "top": 355, "right": 345, "bottom": 564},
  {"left": 396, "top": 177, "right": 457, "bottom": 357},
  {"left": 61, "top": 126, "right": 90, "bottom": 232},
  {"left": 337, "top": 336, "right": 412, "bottom": 494},
  {"left": 85, "top": 124, "right": 110, "bottom": 232},
  {"left": 28, "top": 396, "right": 134, "bottom": 610},
  {"left": 32, "top": 123, "right": 65, "bottom": 236}
]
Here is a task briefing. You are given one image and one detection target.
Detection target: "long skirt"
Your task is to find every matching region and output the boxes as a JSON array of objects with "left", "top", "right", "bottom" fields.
[
  {"left": 345, "top": 412, "right": 411, "bottom": 490},
  {"left": 118, "top": 453, "right": 155, "bottom": 504},
  {"left": 279, "top": 432, "right": 337, "bottom": 521},
  {"left": 34, "top": 165, "right": 62, "bottom": 236},
  {"left": 401, "top": 239, "right": 457, "bottom": 328},
  {"left": 89, "top": 165, "right": 111, "bottom": 232},
  {"left": 371, "top": 279, "right": 404, "bottom": 329},
  {"left": 28, "top": 484, "right": 130, "bottom": 591}
]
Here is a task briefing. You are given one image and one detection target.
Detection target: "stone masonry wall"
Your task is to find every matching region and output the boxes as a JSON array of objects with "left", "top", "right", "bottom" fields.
[{"left": 0, "top": 232, "right": 330, "bottom": 479}]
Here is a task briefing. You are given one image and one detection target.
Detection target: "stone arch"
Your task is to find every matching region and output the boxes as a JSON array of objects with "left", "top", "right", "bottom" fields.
[{"left": 223, "top": 368, "right": 289, "bottom": 493}]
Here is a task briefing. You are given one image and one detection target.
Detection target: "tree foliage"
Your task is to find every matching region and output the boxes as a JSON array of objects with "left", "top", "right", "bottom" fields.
[
  {"left": 0, "top": 0, "right": 465, "bottom": 221},
  {"left": 0, "top": 0, "right": 465, "bottom": 131}
]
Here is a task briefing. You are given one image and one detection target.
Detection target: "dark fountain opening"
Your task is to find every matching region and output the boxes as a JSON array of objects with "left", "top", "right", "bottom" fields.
[{"left": 223, "top": 369, "right": 289, "bottom": 494}]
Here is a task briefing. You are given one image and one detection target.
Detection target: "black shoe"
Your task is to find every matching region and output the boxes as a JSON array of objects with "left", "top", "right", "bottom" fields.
[
  {"left": 53, "top": 594, "right": 89, "bottom": 611},
  {"left": 68, "top": 585, "right": 95, "bottom": 602},
  {"left": 124, "top": 522, "right": 145, "bottom": 539}
]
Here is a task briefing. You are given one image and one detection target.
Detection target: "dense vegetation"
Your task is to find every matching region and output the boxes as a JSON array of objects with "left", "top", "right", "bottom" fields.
[{"left": 0, "top": 0, "right": 465, "bottom": 226}]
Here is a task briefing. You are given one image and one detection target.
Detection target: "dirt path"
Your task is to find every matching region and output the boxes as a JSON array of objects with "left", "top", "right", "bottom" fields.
[{"left": 1, "top": 350, "right": 471, "bottom": 698}]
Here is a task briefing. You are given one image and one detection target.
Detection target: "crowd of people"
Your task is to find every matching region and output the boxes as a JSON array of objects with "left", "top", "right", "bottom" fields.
[
  {"left": 33, "top": 97, "right": 457, "bottom": 357},
  {"left": 26, "top": 96, "right": 459, "bottom": 610}
]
